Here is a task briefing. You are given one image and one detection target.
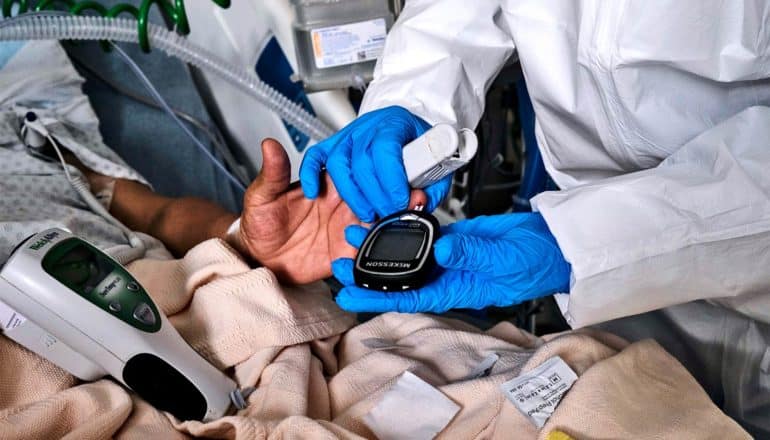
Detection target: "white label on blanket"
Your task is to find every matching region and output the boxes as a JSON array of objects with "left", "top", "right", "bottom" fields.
[
  {"left": 0, "top": 300, "right": 26, "bottom": 331},
  {"left": 311, "top": 18, "right": 387, "bottom": 69},
  {"left": 500, "top": 356, "right": 577, "bottom": 428},
  {"left": 363, "top": 371, "right": 460, "bottom": 440}
]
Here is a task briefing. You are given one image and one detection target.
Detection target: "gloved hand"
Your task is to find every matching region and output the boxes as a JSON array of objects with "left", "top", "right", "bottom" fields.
[
  {"left": 331, "top": 212, "right": 571, "bottom": 313},
  {"left": 299, "top": 106, "right": 452, "bottom": 223}
]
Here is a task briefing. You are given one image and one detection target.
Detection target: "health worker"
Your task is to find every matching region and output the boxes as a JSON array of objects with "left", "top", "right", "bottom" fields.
[{"left": 299, "top": 1, "right": 770, "bottom": 435}]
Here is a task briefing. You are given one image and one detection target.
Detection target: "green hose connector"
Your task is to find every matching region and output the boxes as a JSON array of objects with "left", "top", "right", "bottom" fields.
[{"left": 2, "top": 0, "right": 230, "bottom": 52}]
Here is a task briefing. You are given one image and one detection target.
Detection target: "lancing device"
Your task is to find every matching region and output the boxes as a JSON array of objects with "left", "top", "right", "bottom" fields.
[
  {"left": 403, "top": 124, "right": 478, "bottom": 188},
  {"left": 0, "top": 229, "right": 246, "bottom": 422}
]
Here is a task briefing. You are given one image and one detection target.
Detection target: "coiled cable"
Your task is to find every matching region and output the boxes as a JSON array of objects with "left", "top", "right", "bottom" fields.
[{"left": 22, "top": 113, "right": 148, "bottom": 263}]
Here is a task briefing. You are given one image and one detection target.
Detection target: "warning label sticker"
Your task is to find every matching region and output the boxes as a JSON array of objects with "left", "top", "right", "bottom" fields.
[
  {"left": 500, "top": 356, "right": 578, "bottom": 428},
  {"left": 311, "top": 18, "right": 387, "bottom": 69},
  {"left": 0, "top": 300, "right": 26, "bottom": 331}
]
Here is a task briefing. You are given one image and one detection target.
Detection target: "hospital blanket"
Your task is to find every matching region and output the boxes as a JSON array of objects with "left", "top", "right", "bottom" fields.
[{"left": 0, "top": 239, "right": 749, "bottom": 439}]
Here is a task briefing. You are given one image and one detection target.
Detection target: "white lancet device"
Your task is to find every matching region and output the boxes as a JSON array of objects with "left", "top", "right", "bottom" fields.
[
  {"left": 403, "top": 124, "right": 478, "bottom": 189},
  {"left": 0, "top": 229, "right": 238, "bottom": 422}
]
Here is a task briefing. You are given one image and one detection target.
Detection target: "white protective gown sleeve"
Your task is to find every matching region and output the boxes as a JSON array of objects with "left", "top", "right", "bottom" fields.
[
  {"left": 361, "top": 0, "right": 770, "bottom": 329},
  {"left": 359, "top": 0, "right": 515, "bottom": 128}
]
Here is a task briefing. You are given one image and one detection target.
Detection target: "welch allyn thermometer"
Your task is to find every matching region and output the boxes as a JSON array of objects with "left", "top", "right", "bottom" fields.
[{"left": 0, "top": 229, "right": 249, "bottom": 422}]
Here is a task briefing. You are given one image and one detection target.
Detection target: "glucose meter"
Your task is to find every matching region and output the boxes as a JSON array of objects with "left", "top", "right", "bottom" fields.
[
  {"left": 351, "top": 123, "right": 477, "bottom": 292},
  {"left": 354, "top": 209, "right": 440, "bottom": 291},
  {"left": 0, "top": 229, "right": 243, "bottom": 422}
]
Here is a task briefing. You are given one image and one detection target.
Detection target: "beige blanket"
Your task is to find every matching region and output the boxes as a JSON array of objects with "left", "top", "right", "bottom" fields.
[{"left": 0, "top": 240, "right": 749, "bottom": 439}]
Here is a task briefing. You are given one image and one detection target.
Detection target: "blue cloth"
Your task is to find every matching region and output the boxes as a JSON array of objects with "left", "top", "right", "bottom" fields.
[
  {"left": 63, "top": 7, "right": 243, "bottom": 213},
  {"left": 332, "top": 212, "right": 572, "bottom": 313},
  {"left": 299, "top": 105, "right": 451, "bottom": 222}
]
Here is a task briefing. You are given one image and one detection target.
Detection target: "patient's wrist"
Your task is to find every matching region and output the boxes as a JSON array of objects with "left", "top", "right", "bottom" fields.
[{"left": 223, "top": 217, "right": 249, "bottom": 256}]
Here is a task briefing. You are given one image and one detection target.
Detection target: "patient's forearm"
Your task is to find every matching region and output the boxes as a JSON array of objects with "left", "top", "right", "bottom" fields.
[{"left": 109, "top": 179, "right": 238, "bottom": 256}]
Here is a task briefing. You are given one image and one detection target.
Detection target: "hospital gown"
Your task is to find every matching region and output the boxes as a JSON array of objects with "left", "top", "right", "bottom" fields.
[{"left": 0, "top": 40, "right": 159, "bottom": 264}]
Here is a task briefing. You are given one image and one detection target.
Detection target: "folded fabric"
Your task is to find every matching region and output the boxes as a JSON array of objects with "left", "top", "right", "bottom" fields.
[{"left": 0, "top": 239, "right": 749, "bottom": 439}]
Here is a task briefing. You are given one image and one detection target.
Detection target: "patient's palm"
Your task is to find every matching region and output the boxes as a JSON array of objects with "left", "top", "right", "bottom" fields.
[{"left": 240, "top": 139, "right": 361, "bottom": 284}]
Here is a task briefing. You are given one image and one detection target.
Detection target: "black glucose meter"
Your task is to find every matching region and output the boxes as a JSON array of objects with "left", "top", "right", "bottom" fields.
[{"left": 354, "top": 209, "right": 440, "bottom": 291}]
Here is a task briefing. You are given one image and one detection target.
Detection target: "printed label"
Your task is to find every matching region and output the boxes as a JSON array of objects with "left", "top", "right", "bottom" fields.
[
  {"left": 311, "top": 18, "right": 387, "bottom": 69},
  {"left": 500, "top": 356, "right": 577, "bottom": 428},
  {"left": 0, "top": 300, "right": 26, "bottom": 331},
  {"left": 28, "top": 230, "right": 60, "bottom": 251}
]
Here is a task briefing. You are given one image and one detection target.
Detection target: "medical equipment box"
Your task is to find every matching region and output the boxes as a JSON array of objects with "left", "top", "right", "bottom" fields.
[{"left": 291, "top": 0, "right": 393, "bottom": 91}]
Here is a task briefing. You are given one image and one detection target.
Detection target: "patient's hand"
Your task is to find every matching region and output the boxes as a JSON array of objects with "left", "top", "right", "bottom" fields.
[{"left": 240, "top": 139, "right": 427, "bottom": 284}]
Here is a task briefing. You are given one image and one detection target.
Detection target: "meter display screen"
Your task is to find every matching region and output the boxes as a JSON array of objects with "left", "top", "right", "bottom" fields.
[
  {"left": 45, "top": 243, "right": 117, "bottom": 296},
  {"left": 354, "top": 209, "right": 440, "bottom": 291},
  {"left": 368, "top": 229, "right": 425, "bottom": 261}
]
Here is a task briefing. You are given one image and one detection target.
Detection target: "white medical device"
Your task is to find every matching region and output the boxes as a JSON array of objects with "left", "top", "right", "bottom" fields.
[
  {"left": 0, "top": 229, "right": 238, "bottom": 422},
  {"left": 403, "top": 124, "right": 478, "bottom": 188},
  {"left": 290, "top": 0, "right": 394, "bottom": 91}
]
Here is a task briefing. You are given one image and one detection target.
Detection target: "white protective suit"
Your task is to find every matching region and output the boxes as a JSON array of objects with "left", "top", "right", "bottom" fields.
[{"left": 360, "top": 0, "right": 770, "bottom": 434}]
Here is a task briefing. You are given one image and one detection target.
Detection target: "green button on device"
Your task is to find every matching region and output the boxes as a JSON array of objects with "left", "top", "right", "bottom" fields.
[{"left": 41, "top": 238, "right": 161, "bottom": 333}]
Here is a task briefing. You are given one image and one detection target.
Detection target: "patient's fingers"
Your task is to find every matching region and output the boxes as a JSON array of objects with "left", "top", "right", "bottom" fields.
[
  {"left": 408, "top": 189, "right": 428, "bottom": 210},
  {"left": 245, "top": 138, "right": 292, "bottom": 206}
]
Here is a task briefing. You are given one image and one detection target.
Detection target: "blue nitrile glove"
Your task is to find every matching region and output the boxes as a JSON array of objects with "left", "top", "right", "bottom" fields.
[
  {"left": 331, "top": 212, "right": 571, "bottom": 313},
  {"left": 299, "top": 106, "right": 453, "bottom": 223}
]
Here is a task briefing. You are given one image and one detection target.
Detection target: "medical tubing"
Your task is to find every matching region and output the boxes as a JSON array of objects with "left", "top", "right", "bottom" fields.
[
  {"left": 70, "top": 54, "right": 249, "bottom": 185},
  {"left": 0, "top": 14, "right": 335, "bottom": 140},
  {"left": 70, "top": 175, "right": 148, "bottom": 264},
  {"left": 44, "top": 130, "right": 147, "bottom": 262},
  {"left": 3, "top": 0, "right": 232, "bottom": 52},
  {"left": 109, "top": 42, "right": 246, "bottom": 192}
]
